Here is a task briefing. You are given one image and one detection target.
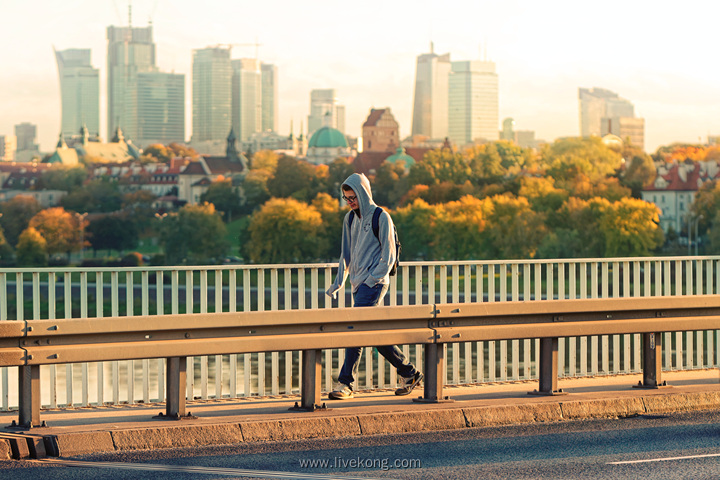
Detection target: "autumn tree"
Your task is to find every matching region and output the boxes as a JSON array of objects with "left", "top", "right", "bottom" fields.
[
  {"left": 245, "top": 197, "right": 325, "bottom": 263},
  {"left": 28, "top": 207, "right": 83, "bottom": 256},
  {"left": 160, "top": 203, "right": 229, "bottom": 264},
  {"left": 15, "top": 227, "right": 47, "bottom": 266},
  {"left": 599, "top": 197, "right": 664, "bottom": 257},
  {"left": 393, "top": 199, "right": 438, "bottom": 260},
  {"left": 251, "top": 149, "right": 280, "bottom": 173},
  {"left": 372, "top": 161, "right": 410, "bottom": 208},
  {"left": 0, "top": 195, "right": 41, "bottom": 246},
  {"left": 430, "top": 196, "right": 488, "bottom": 260},
  {"left": 482, "top": 194, "right": 547, "bottom": 259},
  {"left": 0, "top": 226, "right": 13, "bottom": 265},
  {"left": 540, "top": 137, "right": 623, "bottom": 185},
  {"left": 311, "top": 193, "right": 344, "bottom": 260}
]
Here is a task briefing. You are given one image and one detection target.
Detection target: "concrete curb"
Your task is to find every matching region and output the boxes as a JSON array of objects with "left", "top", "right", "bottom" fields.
[{"left": 35, "top": 389, "right": 719, "bottom": 457}]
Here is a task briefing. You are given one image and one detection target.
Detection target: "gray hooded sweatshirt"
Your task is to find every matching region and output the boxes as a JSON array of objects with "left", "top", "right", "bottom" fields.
[{"left": 326, "top": 173, "right": 397, "bottom": 297}]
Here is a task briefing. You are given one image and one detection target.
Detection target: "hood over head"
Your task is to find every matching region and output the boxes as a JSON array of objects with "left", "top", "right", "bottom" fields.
[{"left": 341, "top": 173, "right": 376, "bottom": 218}]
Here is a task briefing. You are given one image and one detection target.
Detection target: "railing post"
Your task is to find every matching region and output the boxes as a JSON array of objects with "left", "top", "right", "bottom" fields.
[
  {"left": 414, "top": 343, "right": 453, "bottom": 403},
  {"left": 635, "top": 332, "right": 665, "bottom": 389},
  {"left": 297, "top": 349, "right": 322, "bottom": 411},
  {"left": 530, "top": 337, "right": 565, "bottom": 395},
  {"left": 165, "top": 356, "right": 187, "bottom": 418},
  {"left": 18, "top": 365, "right": 41, "bottom": 428}
]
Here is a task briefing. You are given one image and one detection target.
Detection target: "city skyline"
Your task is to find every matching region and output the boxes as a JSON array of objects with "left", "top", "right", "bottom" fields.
[{"left": 2, "top": 0, "right": 719, "bottom": 153}]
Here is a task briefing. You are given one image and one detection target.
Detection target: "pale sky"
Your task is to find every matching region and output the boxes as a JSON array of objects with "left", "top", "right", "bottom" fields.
[{"left": 2, "top": 0, "right": 719, "bottom": 153}]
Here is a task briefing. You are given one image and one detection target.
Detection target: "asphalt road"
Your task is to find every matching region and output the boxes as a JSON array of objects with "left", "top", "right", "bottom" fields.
[{"left": 4, "top": 410, "right": 720, "bottom": 479}]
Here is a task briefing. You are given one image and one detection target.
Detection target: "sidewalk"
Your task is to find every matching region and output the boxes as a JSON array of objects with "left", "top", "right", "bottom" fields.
[{"left": 2, "top": 369, "right": 719, "bottom": 459}]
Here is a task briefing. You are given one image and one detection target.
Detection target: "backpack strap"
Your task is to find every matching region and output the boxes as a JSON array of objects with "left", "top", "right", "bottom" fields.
[
  {"left": 371, "top": 207, "right": 382, "bottom": 240},
  {"left": 348, "top": 210, "right": 355, "bottom": 230}
]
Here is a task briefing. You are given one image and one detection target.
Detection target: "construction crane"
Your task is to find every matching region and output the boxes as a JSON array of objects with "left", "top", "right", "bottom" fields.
[{"left": 209, "top": 40, "right": 263, "bottom": 59}]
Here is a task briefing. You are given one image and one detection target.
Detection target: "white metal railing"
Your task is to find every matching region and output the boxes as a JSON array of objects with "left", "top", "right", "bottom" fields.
[{"left": 1, "top": 256, "right": 719, "bottom": 410}]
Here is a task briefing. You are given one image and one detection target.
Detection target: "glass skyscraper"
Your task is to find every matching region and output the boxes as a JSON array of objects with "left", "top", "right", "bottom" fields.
[{"left": 54, "top": 48, "right": 100, "bottom": 138}]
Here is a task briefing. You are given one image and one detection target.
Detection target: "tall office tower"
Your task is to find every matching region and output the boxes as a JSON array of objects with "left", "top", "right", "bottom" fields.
[
  {"left": 14, "top": 123, "right": 38, "bottom": 151},
  {"left": 232, "top": 58, "right": 262, "bottom": 143},
  {"left": 579, "top": 87, "right": 644, "bottom": 149},
  {"left": 261, "top": 63, "right": 278, "bottom": 133},
  {"left": 307, "top": 89, "right": 345, "bottom": 136},
  {"left": 0, "top": 136, "right": 17, "bottom": 162},
  {"left": 411, "top": 46, "right": 451, "bottom": 139},
  {"left": 54, "top": 48, "right": 100, "bottom": 138},
  {"left": 192, "top": 47, "right": 232, "bottom": 142},
  {"left": 134, "top": 72, "right": 185, "bottom": 147},
  {"left": 107, "top": 25, "right": 156, "bottom": 141},
  {"left": 448, "top": 60, "right": 499, "bottom": 145}
]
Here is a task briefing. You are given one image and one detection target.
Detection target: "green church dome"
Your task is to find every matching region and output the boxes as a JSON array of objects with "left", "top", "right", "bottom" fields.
[
  {"left": 308, "top": 126, "right": 348, "bottom": 148},
  {"left": 385, "top": 147, "right": 415, "bottom": 167}
]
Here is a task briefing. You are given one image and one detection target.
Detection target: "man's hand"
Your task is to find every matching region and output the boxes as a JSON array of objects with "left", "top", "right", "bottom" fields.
[{"left": 326, "top": 284, "right": 340, "bottom": 299}]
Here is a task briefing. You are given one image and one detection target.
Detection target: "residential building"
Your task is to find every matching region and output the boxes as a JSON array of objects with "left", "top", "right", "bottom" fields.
[
  {"left": 135, "top": 72, "right": 185, "bottom": 147},
  {"left": 0, "top": 136, "right": 17, "bottom": 162},
  {"left": 579, "top": 87, "right": 644, "bottom": 150},
  {"left": 261, "top": 63, "right": 278, "bottom": 133},
  {"left": 106, "top": 24, "right": 156, "bottom": 141},
  {"left": 448, "top": 59, "right": 498, "bottom": 145},
  {"left": 54, "top": 48, "right": 100, "bottom": 138},
  {"left": 411, "top": 46, "right": 451, "bottom": 140},
  {"left": 192, "top": 47, "right": 232, "bottom": 143},
  {"left": 308, "top": 89, "right": 345, "bottom": 136},
  {"left": 642, "top": 160, "right": 720, "bottom": 234}
]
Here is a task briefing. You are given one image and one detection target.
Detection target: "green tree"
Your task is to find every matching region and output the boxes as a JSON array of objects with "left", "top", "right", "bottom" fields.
[
  {"left": 15, "top": 227, "right": 47, "bottom": 266},
  {"left": 327, "top": 158, "right": 355, "bottom": 199},
  {"left": 410, "top": 148, "right": 471, "bottom": 186},
  {"left": 246, "top": 197, "right": 324, "bottom": 263},
  {"left": 39, "top": 165, "right": 87, "bottom": 192},
  {"left": 311, "top": 193, "right": 344, "bottom": 260},
  {"left": 61, "top": 178, "right": 123, "bottom": 213},
  {"left": 620, "top": 150, "right": 656, "bottom": 198},
  {"left": 266, "top": 156, "right": 322, "bottom": 201},
  {"left": 541, "top": 137, "right": 623, "bottom": 185},
  {"left": 28, "top": 207, "right": 83, "bottom": 256},
  {"left": 242, "top": 169, "right": 272, "bottom": 213},
  {"left": 467, "top": 143, "right": 504, "bottom": 184},
  {"left": 372, "top": 161, "right": 409, "bottom": 208},
  {"left": 86, "top": 215, "right": 139, "bottom": 255},
  {"left": 0, "top": 195, "right": 41, "bottom": 246},
  {"left": 161, "top": 203, "right": 229, "bottom": 264},
  {"left": 518, "top": 177, "right": 569, "bottom": 213},
  {"left": 200, "top": 178, "right": 242, "bottom": 222}
]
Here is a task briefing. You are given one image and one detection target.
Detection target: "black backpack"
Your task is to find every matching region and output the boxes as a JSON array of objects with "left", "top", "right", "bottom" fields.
[{"left": 348, "top": 207, "right": 401, "bottom": 276}]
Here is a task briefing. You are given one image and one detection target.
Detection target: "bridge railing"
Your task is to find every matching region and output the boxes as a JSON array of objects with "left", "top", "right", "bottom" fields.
[{"left": 1, "top": 256, "right": 718, "bottom": 411}]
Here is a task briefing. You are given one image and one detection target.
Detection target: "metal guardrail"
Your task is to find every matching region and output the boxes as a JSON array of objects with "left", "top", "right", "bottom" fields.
[{"left": 2, "top": 295, "right": 720, "bottom": 428}]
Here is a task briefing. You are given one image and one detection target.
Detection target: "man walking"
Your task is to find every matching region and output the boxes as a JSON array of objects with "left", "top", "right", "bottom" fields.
[{"left": 325, "top": 173, "right": 423, "bottom": 399}]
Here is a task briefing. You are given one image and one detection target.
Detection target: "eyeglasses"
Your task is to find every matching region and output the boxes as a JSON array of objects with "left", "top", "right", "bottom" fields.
[{"left": 342, "top": 195, "right": 357, "bottom": 203}]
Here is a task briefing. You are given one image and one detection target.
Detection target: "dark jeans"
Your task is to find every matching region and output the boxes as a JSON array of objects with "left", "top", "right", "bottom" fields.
[{"left": 337, "top": 283, "right": 418, "bottom": 389}]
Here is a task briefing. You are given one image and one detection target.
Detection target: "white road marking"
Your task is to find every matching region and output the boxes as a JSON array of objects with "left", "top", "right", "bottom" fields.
[{"left": 609, "top": 453, "right": 720, "bottom": 465}]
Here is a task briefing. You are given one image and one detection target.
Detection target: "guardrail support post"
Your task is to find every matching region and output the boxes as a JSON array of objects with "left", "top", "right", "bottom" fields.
[
  {"left": 298, "top": 349, "right": 323, "bottom": 411},
  {"left": 635, "top": 332, "right": 665, "bottom": 389},
  {"left": 529, "top": 337, "right": 564, "bottom": 396},
  {"left": 166, "top": 357, "right": 187, "bottom": 418},
  {"left": 18, "top": 365, "right": 41, "bottom": 428},
  {"left": 414, "top": 343, "right": 453, "bottom": 403}
]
